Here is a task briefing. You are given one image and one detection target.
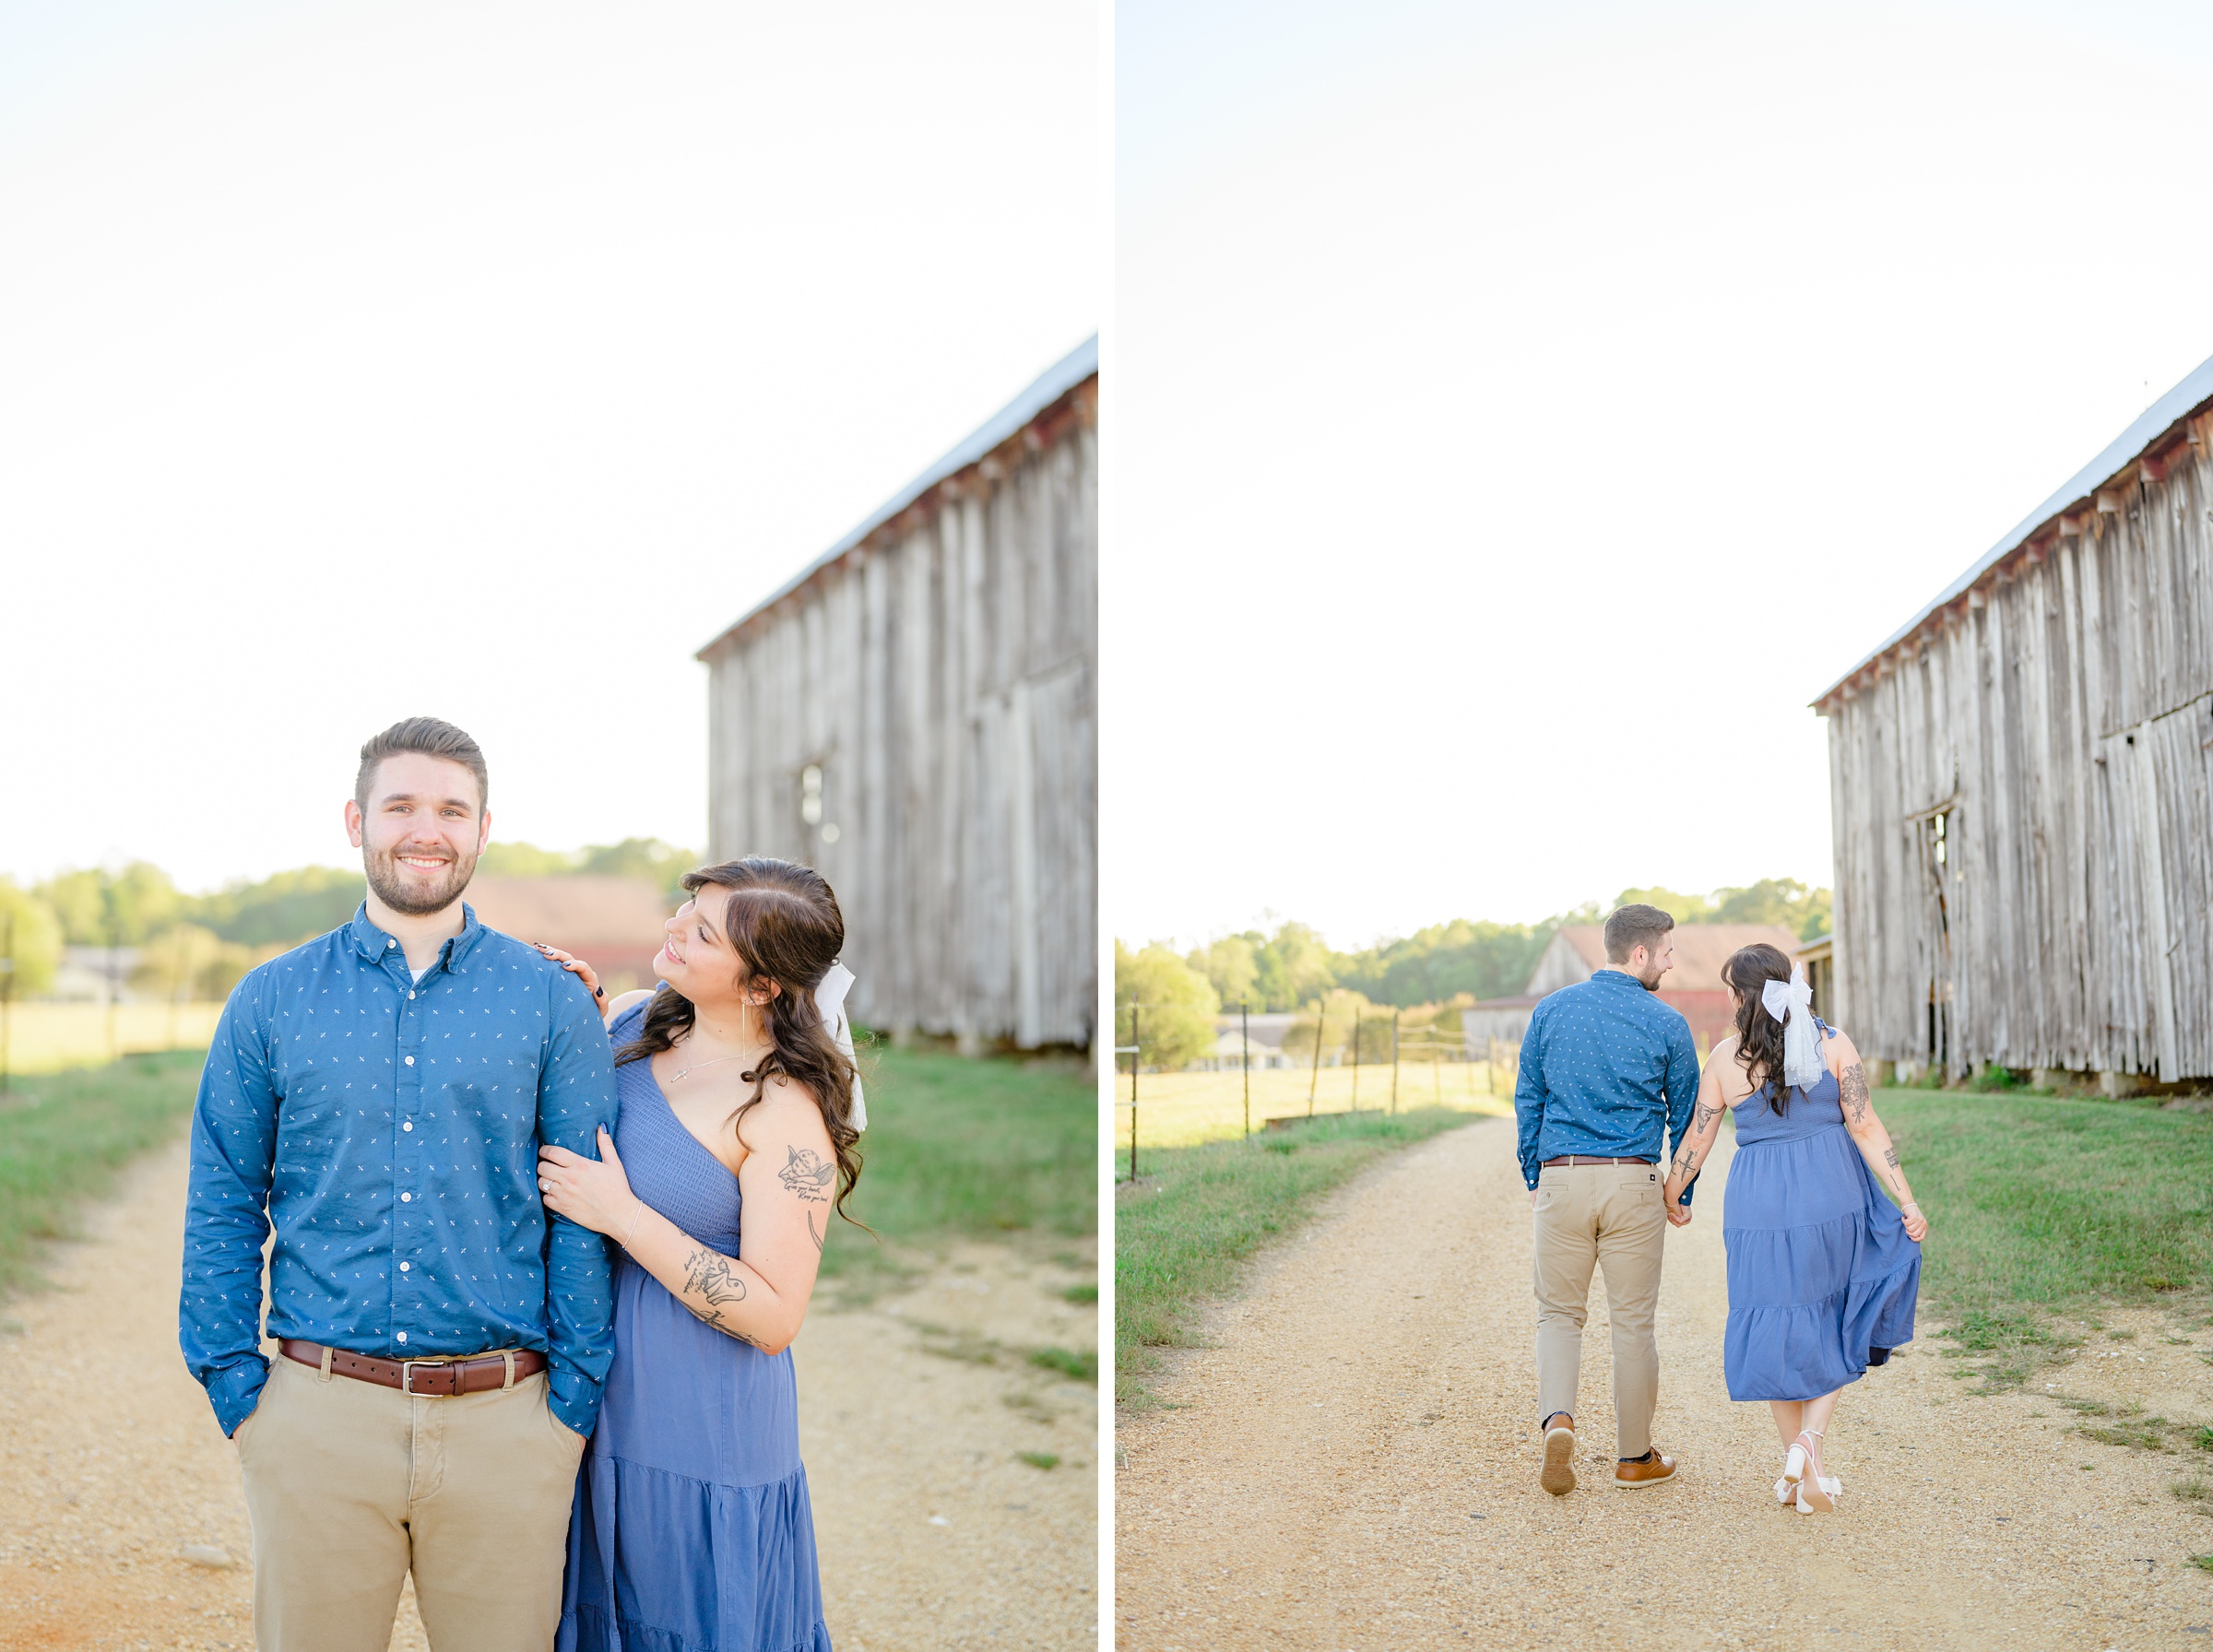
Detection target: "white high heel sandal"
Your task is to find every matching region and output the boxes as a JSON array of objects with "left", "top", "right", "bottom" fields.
[{"left": 1789, "top": 1430, "right": 1837, "bottom": 1514}]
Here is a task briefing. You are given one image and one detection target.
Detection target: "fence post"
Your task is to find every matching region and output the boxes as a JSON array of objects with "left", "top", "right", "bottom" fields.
[
  {"left": 1240, "top": 999, "right": 1250, "bottom": 1139},
  {"left": 1130, "top": 1003, "right": 1141, "bottom": 1180},
  {"left": 1349, "top": 1009, "right": 1360, "bottom": 1112},
  {"left": 1391, "top": 1009, "right": 1401, "bottom": 1115},
  {"left": 1433, "top": 1032, "right": 1443, "bottom": 1104},
  {"left": 1306, "top": 997, "right": 1323, "bottom": 1117}
]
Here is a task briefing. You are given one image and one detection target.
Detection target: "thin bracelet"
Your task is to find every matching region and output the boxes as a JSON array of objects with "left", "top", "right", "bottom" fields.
[{"left": 621, "top": 1198, "right": 645, "bottom": 1249}]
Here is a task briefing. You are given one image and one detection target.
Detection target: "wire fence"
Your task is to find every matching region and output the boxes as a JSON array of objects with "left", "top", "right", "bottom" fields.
[{"left": 1113, "top": 1000, "right": 1519, "bottom": 1179}]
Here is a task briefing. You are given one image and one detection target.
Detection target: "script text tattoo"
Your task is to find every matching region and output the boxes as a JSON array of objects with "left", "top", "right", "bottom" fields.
[{"left": 681, "top": 1247, "right": 748, "bottom": 1329}]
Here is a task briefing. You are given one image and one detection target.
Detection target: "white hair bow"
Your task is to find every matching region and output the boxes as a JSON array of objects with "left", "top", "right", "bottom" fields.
[
  {"left": 816, "top": 962, "right": 867, "bottom": 1131},
  {"left": 1759, "top": 965, "right": 1825, "bottom": 1093}
]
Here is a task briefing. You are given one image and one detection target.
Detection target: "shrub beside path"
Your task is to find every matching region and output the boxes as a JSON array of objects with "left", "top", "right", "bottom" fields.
[
  {"left": 0, "top": 1138, "right": 1096, "bottom": 1651},
  {"left": 1117, "top": 1116, "right": 2213, "bottom": 1650}
]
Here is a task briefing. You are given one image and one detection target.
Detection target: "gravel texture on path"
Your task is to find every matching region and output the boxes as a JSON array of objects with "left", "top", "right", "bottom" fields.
[
  {"left": 0, "top": 1137, "right": 1097, "bottom": 1652},
  {"left": 1116, "top": 1115, "right": 2213, "bottom": 1651}
]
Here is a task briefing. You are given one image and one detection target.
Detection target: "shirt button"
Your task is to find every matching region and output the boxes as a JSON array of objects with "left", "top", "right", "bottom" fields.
[
  {"left": 408, "top": 991, "right": 417, "bottom": 1000},
  {"left": 400, "top": 1192, "right": 411, "bottom": 1202},
  {"left": 400, "top": 1261, "right": 410, "bottom": 1272},
  {"left": 403, "top": 1121, "right": 414, "bottom": 1131},
  {"left": 396, "top": 1331, "right": 408, "bottom": 1343},
  {"left": 405, "top": 1056, "right": 415, "bottom": 1067}
]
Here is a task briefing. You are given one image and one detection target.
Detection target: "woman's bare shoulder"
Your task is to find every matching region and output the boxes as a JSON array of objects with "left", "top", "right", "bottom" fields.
[
  {"left": 1707, "top": 1034, "right": 1755, "bottom": 1104},
  {"left": 603, "top": 987, "right": 657, "bottom": 1029}
]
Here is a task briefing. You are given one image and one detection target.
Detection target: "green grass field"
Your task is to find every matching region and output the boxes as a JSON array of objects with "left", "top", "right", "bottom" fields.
[
  {"left": 1, "top": 1002, "right": 226, "bottom": 1076},
  {"left": 1114, "top": 1108, "right": 1482, "bottom": 1405},
  {"left": 0, "top": 1043, "right": 1095, "bottom": 1305},
  {"left": 1116, "top": 1059, "right": 1510, "bottom": 1157},
  {"left": 824, "top": 1046, "right": 1095, "bottom": 1273},
  {"left": 0, "top": 1049, "right": 206, "bottom": 1301},
  {"left": 1873, "top": 1087, "right": 2213, "bottom": 1378}
]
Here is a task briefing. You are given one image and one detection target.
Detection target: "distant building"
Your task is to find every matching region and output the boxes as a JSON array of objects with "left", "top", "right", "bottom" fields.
[
  {"left": 1199, "top": 1010, "right": 1301, "bottom": 1071},
  {"left": 1817, "top": 352, "right": 2213, "bottom": 1085},
  {"left": 50, "top": 946, "right": 144, "bottom": 1003},
  {"left": 467, "top": 877, "right": 670, "bottom": 997},
  {"left": 697, "top": 339, "right": 1097, "bottom": 1051},
  {"left": 1795, "top": 934, "right": 1834, "bottom": 1026},
  {"left": 1462, "top": 923, "right": 1804, "bottom": 1056}
]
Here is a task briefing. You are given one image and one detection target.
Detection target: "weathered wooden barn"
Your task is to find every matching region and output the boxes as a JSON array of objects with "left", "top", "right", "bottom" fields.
[
  {"left": 1817, "top": 353, "right": 2213, "bottom": 1085},
  {"left": 697, "top": 337, "right": 1096, "bottom": 1051}
]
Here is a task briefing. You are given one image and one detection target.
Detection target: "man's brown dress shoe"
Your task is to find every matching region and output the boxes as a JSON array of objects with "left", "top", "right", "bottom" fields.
[{"left": 1614, "top": 1448, "right": 1677, "bottom": 1490}]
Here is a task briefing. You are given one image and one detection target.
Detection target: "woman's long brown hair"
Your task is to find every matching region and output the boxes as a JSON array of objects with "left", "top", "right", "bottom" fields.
[
  {"left": 616, "top": 857, "right": 863, "bottom": 1224},
  {"left": 1722, "top": 942, "right": 1799, "bottom": 1116}
]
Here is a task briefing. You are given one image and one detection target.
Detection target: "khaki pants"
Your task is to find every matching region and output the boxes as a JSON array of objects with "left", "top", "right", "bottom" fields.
[
  {"left": 1532, "top": 1162, "right": 1666, "bottom": 1458},
  {"left": 235, "top": 1352, "right": 586, "bottom": 1652}
]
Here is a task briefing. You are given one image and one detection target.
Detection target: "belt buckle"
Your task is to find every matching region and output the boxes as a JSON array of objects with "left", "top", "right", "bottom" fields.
[{"left": 400, "top": 1357, "right": 456, "bottom": 1397}]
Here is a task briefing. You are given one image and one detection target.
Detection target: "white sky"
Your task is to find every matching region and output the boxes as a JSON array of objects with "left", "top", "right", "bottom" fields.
[
  {"left": 0, "top": 0, "right": 1098, "bottom": 894},
  {"left": 1107, "top": 0, "right": 2213, "bottom": 950}
]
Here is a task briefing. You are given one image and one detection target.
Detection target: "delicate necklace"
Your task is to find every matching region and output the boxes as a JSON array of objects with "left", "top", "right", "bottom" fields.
[{"left": 667, "top": 1047, "right": 752, "bottom": 1083}]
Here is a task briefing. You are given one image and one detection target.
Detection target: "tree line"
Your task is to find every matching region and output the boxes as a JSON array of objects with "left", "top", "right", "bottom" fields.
[
  {"left": 0, "top": 838, "right": 692, "bottom": 1002},
  {"left": 1116, "top": 878, "right": 1830, "bottom": 1069}
]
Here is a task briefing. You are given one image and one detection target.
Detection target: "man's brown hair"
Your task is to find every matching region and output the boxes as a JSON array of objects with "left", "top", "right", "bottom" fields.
[
  {"left": 355, "top": 717, "right": 489, "bottom": 811},
  {"left": 1603, "top": 903, "right": 1675, "bottom": 964}
]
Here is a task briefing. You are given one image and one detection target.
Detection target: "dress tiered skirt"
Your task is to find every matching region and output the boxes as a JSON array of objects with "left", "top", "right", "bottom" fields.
[
  {"left": 557, "top": 1259, "right": 832, "bottom": 1652},
  {"left": 1721, "top": 1122, "right": 1920, "bottom": 1401}
]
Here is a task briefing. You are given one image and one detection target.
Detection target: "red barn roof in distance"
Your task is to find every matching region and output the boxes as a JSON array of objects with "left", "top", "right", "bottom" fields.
[
  {"left": 467, "top": 876, "right": 670, "bottom": 969},
  {"left": 1537, "top": 925, "right": 1803, "bottom": 995}
]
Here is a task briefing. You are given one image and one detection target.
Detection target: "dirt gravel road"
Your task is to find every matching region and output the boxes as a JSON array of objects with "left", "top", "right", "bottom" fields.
[
  {"left": 0, "top": 1137, "right": 1096, "bottom": 1652},
  {"left": 1116, "top": 1115, "right": 2213, "bottom": 1651}
]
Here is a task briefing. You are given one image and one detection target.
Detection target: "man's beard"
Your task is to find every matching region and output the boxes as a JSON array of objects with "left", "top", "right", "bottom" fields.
[{"left": 364, "top": 843, "right": 478, "bottom": 917}]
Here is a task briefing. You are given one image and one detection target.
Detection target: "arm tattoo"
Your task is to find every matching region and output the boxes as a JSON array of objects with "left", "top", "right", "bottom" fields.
[
  {"left": 776, "top": 1146, "right": 835, "bottom": 1204},
  {"left": 806, "top": 1210, "right": 823, "bottom": 1253},
  {"left": 680, "top": 1247, "right": 747, "bottom": 1328},
  {"left": 1840, "top": 1062, "right": 1872, "bottom": 1127}
]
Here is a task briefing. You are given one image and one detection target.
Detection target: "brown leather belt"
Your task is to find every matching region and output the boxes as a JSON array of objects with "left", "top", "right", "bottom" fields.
[
  {"left": 1541, "top": 1154, "right": 1657, "bottom": 1167},
  {"left": 279, "top": 1339, "right": 546, "bottom": 1396}
]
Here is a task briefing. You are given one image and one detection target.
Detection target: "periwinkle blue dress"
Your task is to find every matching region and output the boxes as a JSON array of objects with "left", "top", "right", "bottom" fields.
[
  {"left": 1721, "top": 1029, "right": 1920, "bottom": 1402},
  {"left": 558, "top": 1003, "right": 832, "bottom": 1652}
]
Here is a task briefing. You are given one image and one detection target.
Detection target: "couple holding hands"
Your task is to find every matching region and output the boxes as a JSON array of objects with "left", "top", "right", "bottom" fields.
[
  {"left": 1515, "top": 903, "right": 1928, "bottom": 1512},
  {"left": 180, "top": 716, "right": 860, "bottom": 1651}
]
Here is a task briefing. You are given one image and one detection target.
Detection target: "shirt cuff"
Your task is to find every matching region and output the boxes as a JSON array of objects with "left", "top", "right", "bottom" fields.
[
  {"left": 207, "top": 1355, "right": 269, "bottom": 1438},
  {"left": 547, "top": 1362, "right": 602, "bottom": 1436}
]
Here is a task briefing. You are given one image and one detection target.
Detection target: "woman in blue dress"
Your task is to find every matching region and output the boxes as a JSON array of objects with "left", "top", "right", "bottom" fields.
[
  {"left": 1663, "top": 942, "right": 1926, "bottom": 1516},
  {"left": 532, "top": 856, "right": 863, "bottom": 1649}
]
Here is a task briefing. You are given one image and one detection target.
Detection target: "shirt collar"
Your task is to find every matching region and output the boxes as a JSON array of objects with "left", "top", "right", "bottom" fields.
[
  {"left": 1593, "top": 966, "right": 1658, "bottom": 993},
  {"left": 348, "top": 901, "right": 486, "bottom": 973}
]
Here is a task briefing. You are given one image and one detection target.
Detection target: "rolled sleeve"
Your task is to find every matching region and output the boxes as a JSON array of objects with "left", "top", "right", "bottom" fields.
[
  {"left": 178, "top": 978, "right": 279, "bottom": 1437},
  {"left": 1512, "top": 1008, "right": 1551, "bottom": 1190},
  {"left": 538, "top": 971, "right": 620, "bottom": 1434}
]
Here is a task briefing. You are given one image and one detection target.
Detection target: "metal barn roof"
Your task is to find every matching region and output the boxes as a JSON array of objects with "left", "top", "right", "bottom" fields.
[
  {"left": 1817, "top": 347, "right": 2213, "bottom": 704},
  {"left": 697, "top": 334, "right": 1098, "bottom": 661}
]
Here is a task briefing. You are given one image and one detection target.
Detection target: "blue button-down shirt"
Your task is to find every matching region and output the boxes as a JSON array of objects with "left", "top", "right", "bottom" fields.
[
  {"left": 180, "top": 904, "right": 619, "bottom": 1436},
  {"left": 1514, "top": 968, "right": 1704, "bottom": 1203}
]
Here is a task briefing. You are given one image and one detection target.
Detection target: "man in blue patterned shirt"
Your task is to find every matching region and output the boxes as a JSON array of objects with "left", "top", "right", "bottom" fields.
[
  {"left": 180, "top": 717, "right": 618, "bottom": 1652},
  {"left": 1513, "top": 903, "right": 1702, "bottom": 1496}
]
